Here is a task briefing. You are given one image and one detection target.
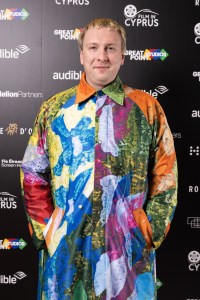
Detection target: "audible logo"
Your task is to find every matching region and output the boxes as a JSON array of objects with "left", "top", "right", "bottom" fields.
[
  {"left": 192, "top": 110, "right": 200, "bottom": 117},
  {"left": 0, "top": 45, "right": 30, "bottom": 59},
  {"left": 0, "top": 271, "right": 27, "bottom": 284},
  {"left": 53, "top": 71, "right": 82, "bottom": 80},
  {"left": 142, "top": 85, "right": 169, "bottom": 98}
]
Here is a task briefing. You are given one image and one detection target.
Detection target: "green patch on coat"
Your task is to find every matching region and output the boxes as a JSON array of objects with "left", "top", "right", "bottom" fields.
[{"left": 73, "top": 280, "right": 87, "bottom": 300}]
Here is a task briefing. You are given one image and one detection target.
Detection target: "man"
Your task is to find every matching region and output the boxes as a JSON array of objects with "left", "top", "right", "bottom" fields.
[{"left": 21, "top": 18, "right": 178, "bottom": 300}]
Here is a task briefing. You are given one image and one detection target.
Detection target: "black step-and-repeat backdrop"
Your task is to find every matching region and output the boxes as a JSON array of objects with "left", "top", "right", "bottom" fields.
[{"left": 0, "top": 0, "right": 200, "bottom": 299}]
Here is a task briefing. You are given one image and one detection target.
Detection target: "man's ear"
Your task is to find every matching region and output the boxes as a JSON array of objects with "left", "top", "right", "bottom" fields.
[
  {"left": 121, "top": 53, "right": 125, "bottom": 65},
  {"left": 80, "top": 51, "right": 83, "bottom": 65}
]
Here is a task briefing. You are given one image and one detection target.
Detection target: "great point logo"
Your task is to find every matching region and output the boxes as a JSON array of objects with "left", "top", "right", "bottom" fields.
[
  {"left": 124, "top": 4, "right": 159, "bottom": 27},
  {"left": 0, "top": 238, "right": 27, "bottom": 250},
  {"left": 0, "top": 192, "right": 18, "bottom": 209},
  {"left": 0, "top": 45, "right": 30, "bottom": 59},
  {"left": 0, "top": 8, "right": 29, "bottom": 21},
  {"left": 125, "top": 49, "right": 169, "bottom": 61},
  {"left": 188, "top": 251, "right": 200, "bottom": 271},
  {"left": 193, "top": 71, "right": 200, "bottom": 81},
  {"left": 54, "top": 28, "right": 80, "bottom": 40}
]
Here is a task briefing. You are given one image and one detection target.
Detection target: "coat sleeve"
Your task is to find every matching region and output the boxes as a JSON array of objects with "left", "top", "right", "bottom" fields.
[
  {"left": 20, "top": 101, "right": 54, "bottom": 250},
  {"left": 145, "top": 98, "right": 178, "bottom": 249}
]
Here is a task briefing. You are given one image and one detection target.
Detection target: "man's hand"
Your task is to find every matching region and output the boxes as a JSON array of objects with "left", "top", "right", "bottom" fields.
[{"left": 132, "top": 208, "right": 153, "bottom": 251}]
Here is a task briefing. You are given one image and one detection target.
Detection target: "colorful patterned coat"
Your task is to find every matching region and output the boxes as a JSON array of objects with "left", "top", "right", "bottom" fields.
[{"left": 20, "top": 73, "right": 178, "bottom": 300}]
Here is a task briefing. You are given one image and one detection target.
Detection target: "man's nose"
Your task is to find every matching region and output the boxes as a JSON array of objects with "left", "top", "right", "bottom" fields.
[{"left": 97, "top": 48, "right": 108, "bottom": 61}]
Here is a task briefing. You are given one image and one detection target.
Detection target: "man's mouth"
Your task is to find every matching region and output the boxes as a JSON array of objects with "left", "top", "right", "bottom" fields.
[{"left": 94, "top": 66, "right": 110, "bottom": 69}]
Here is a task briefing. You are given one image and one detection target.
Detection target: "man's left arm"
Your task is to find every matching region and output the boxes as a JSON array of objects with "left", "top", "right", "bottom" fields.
[{"left": 145, "top": 100, "right": 178, "bottom": 249}]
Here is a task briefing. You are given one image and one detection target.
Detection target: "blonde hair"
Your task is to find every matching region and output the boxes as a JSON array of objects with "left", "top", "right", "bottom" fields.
[{"left": 78, "top": 18, "right": 126, "bottom": 52}]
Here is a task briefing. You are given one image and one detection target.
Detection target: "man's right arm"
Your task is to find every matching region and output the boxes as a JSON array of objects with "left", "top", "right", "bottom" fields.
[{"left": 20, "top": 102, "right": 54, "bottom": 250}]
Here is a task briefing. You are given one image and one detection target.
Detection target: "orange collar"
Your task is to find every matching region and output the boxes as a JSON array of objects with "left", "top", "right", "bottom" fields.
[
  {"left": 75, "top": 72, "right": 125, "bottom": 105},
  {"left": 75, "top": 72, "right": 96, "bottom": 104}
]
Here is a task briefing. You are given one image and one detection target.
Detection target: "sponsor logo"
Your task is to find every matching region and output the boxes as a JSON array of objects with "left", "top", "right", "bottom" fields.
[
  {"left": 125, "top": 49, "right": 169, "bottom": 61},
  {"left": 142, "top": 85, "right": 169, "bottom": 98},
  {"left": 1, "top": 159, "right": 22, "bottom": 168},
  {"left": 0, "top": 238, "right": 27, "bottom": 250},
  {"left": 189, "top": 186, "right": 199, "bottom": 192},
  {"left": 16, "top": 45, "right": 29, "bottom": 54},
  {"left": 0, "top": 90, "right": 43, "bottom": 99},
  {"left": 54, "top": 29, "right": 80, "bottom": 40},
  {"left": 0, "top": 271, "right": 27, "bottom": 284},
  {"left": 0, "top": 124, "right": 32, "bottom": 135},
  {"left": 0, "top": 192, "right": 17, "bottom": 209},
  {"left": 55, "top": 0, "right": 89, "bottom": 5},
  {"left": 0, "top": 45, "right": 30, "bottom": 59},
  {"left": 193, "top": 71, "right": 200, "bottom": 81},
  {"left": 0, "top": 8, "right": 29, "bottom": 21},
  {"left": 188, "top": 250, "right": 200, "bottom": 271},
  {"left": 154, "top": 86, "right": 169, "bottom": 94},
  {"left": 192, "top": 110, "right": 200, "bottom": 117},
  {"left": 53, "top": 70, "right": 82, "bottom": 80},
  {"left": 187, "top": 217, "right": 200, "bottom": 229},
  {"left": 194, "top": 23, "right": 200, "bottom": 44},
  {"left": 195, "top": 0, "right": 200, "bottom": 6},
  {"left": 190, "top": 146, "right": 199, "bottom": 156},
  {"left": 172, "top": 133, "right": 182, "bottom": 139},
  {"left": 124, "top": 4, "right": 159, "bottom": 27}
]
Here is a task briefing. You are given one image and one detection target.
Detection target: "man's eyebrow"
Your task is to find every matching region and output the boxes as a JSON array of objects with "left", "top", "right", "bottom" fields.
[
  {"left": 86, "top": 42, "right": 98, "bottom": 45},
  {"left": 86, "top": 42, "right": 117, "bottom": 46}
]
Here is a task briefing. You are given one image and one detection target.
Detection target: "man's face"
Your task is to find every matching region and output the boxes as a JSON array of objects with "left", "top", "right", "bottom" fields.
[{"left": 80, "top": 27, "right": 125, "bottom": 90}]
